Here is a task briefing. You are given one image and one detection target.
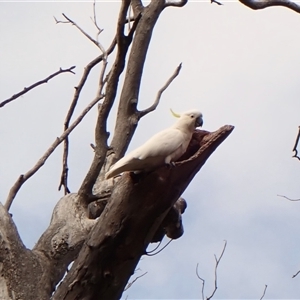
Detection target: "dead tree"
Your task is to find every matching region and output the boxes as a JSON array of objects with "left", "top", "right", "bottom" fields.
[{"left": 3, "top": 0, "right": 299, "bottom": 298}]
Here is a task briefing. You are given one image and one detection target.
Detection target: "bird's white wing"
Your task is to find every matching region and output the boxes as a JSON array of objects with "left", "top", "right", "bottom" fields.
[
  {"left": 105, "top": 128, "right": 185, "bottom": 179},
  {"left": 133, "top": 128, "right": 184, "bottom": 160}
]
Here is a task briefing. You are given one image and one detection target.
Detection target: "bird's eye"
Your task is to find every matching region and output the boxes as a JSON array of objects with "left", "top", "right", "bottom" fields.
[{"left": 191, "top": 115, "right": 194, "bottom": 118}]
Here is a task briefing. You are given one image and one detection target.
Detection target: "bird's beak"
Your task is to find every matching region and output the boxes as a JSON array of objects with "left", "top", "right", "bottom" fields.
[{"left": 196, "top": 117, "right": 203, "bottom": 127}]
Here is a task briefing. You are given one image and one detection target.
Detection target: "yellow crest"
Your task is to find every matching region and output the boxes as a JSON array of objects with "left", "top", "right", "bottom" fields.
[{"left": 170, "top": 108, "right": 180, "bottom": 118}]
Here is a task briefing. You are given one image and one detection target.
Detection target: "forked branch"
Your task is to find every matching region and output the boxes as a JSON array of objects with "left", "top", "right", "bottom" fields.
[
  {"left": 55, "top": 14, "right": 105, "bottom": 51},
  {"left": 196, "top": 240, "right": 227, "bottom": 300},
  {"left": 131, "top": 0, "right": 144, "bottom": 16},
  {"left": 139, "top": 63, "right": 182, "bottom": 118},
  {"left": 78, "top": 0, "right": 134, "bottom": 201},
  {"left": 0, "top": 66, "right": 75, "bottom": 108},
  {"left": 91, "top": 0, "right": 104, "bottom": 38},
  {"left": 58, "top": 38, "right": 117, "bottom": 194}
]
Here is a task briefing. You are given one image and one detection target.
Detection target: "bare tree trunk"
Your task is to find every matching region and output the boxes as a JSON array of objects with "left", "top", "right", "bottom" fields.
[
  {"left": 52, "top": 126, "right": 234, "bottom": 300},
  {"left": 0, "top": 1, "right": 236, "bottom": 299},
  {"left": 0, "top": 126, "right": 232, "bottom": 300}
]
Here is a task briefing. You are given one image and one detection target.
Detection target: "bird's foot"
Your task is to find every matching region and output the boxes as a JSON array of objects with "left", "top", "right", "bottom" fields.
[{"left": 129, "top": 171, "right": 144, "bottom": 184}]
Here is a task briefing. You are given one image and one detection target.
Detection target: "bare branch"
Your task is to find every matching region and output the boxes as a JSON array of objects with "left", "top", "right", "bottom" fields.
[
  {"left": 116, "top": 0, "right": 130, "bottom": 42},
  {"left": 146, "top": 241, "right": 163, "bottom": 254},
  {"left": 238, "top": 0, "right": 300, "bottom": 13},
  {"left": 53, "top": 16, "right": 69, "bottom": 24},
  {"left": 78, "top": 0, "right": 133, "bottom": 202},
  {"left": 58, "top": 141, "right": 71, "bottom": 194},
  {"left": 139, "top": 63, "right": 182, "bottom": 118},
  {"left": 124, "top": 272, "right": 148, "bottom": 291},
  {"left": 109, "top": 1, "right": 166, "bottom": 164},
  {"left": 4, "top": 93, "right": 104, "bottom": 211},
  {"left": 98, "top": 52, "right": 109, "bottom": 89},
  {"left": 127, "top": 4, "right": 132, "bottom": 32},
  {"left": 131, "top": 0, "right": 144, "bottom": 16},
  {"left": 260, "top": 284, "right": 268, "bottom": 300},
  {"left": 196, "top": 264, "right": 205, "bottom": 300},
  {"left": 292, "top": 126, "right": 300, "bottom": 160},
  {"left": 277, "top": 194, "right": 300, "bottom": 201},
  {"left": 91, "top": 0, "right": 104, "bottom": 37},
  {"left": 164, "top": 0, "right": 188, "bottom": 8},
  {"left": 57, "top": 13, "right": 103, "bottom": 50},
  {"left": 292, "top": 269, "right": 300, "bottom": 278},
  {"left": 211, "top": 0, "right": 223, "bottom": 5},
  {"left": 0, "top": 66, "right": 75, "bottom": 108},
  {"left": 146, "top": 239, "right": 173, "bottom": 256},
  {"left": 58, "top": 38, "right": 116, "bottom": 195},
  {"left": 126, "top": 12, "right": 142, "bottom": 43},
  {"left": 208, "top": 240, "right": 227, "bottom": 300},
  {"left": 196, "top": 241, "right": 227, "bottom": 300}
]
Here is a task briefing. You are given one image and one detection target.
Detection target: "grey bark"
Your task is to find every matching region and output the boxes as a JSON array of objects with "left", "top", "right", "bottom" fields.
[{"left": 0, "top": 194, "right": 95, "bottom": 300}]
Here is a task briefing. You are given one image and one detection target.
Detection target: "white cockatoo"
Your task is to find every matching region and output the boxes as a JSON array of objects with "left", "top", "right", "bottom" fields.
[{"left": 105, "top": 109, "right": 203, "bottom": 179}]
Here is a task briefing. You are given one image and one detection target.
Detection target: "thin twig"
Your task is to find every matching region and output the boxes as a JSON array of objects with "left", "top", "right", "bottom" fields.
[
  {"left": 208, "top": 240, "right": 227, "bottom": 300},
  {"left": 4, "top": 94, "right": 104, "bottom": 211},
  {"left": 91, "top": 0, "right": 104, "bottom": 37},
  {"left": 139, "top": 63, "right": 182, "bottom": 118},
  {"left": 53, "top": 16, "right": 69, "bottom": 24},
  {"left": 0, "top": 66, "right": 75, "bottom": 108},
  {"left": 90, "top": 1, "right": 107, "bottom": 54},
  {"left": 146, "top": 241, "right": 162, "bottom": 254},
  {"left": 146, "top": 239, "right": 173, "bottom": 256},
  {"left": 211, "top": 0, "right": 223, "bottom": 5},
  {"left": 56, "top": 13, "right": 102, "bottom": 50},
  {"left": 292, "top": 126, "right": 300, "bottom": 160},
  {"left": 292, "top": 270, "right": 300, "bottom": 278},
  {"left": 196, "top": 263, "right": 205, "bottom": 300},
  {"left": 196, "top": 241, "right": 227, "bottom": 300},
  {"left": 277, "top": 194, "right": 300, "bottom": 202},
  {"left": 260, "top": 284, "right": 268, "bottom": 300},
  {"left": 124, "top": 272, "right": 148, "bottom": 291}
]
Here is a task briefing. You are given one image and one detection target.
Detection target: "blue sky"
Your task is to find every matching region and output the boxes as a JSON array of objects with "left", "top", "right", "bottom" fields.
[{"left": 1, "top": 1, "right": 300, "bottom": 299}]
